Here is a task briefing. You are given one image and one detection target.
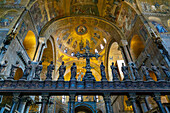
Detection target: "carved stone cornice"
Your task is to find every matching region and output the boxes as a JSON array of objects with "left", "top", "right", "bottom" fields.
[{"left": 0, "top": 80, "right": 170, "bottom": 96}]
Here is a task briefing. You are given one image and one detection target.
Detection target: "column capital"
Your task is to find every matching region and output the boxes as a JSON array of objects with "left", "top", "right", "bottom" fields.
[
  {"left": 103, "top": 93, "right": 112, "bottom": 103},
  {"left": 69, "top": 93, "right": 76, "bottom": 102},
  {"left": 120, "top": 40, "right": 128, "bottom": 46},
  {"left": 20, "top": 96, "right": 29, "bottom": 102},
  {"left": 12, "top": 93, "right": 20, "bottom": 103},
  {"left": 153, "top": 93, "right": 161, "bottom": 101},
  {"left": 39, "top": 37, "right": 46, "bottom": 44},
  {"left": 128, "top": 93, "right": 137, "bottom": 102},
  {"left": 103, "top": 93, "right": 111, "bottom": 99},
  {"left": 41, "top": 93, "right": 49, "bottom": 103},
  {"left": 137, "top": 95, "right": 146, "bottom": 103}
]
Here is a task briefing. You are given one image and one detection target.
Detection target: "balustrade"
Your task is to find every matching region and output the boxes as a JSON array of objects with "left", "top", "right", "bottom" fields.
[{"left": 0, "top": 46, "right": 169, "bottom": 113}]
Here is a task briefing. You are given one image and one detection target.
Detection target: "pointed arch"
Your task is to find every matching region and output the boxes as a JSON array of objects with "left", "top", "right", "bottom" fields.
[{"left": 23, "top": 30, "right": 37, "bottom": 60}]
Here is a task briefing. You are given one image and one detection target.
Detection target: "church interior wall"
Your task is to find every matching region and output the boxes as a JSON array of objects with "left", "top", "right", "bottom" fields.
[{"left": 0, "top": 0, "right": 169, "bottom": 113}]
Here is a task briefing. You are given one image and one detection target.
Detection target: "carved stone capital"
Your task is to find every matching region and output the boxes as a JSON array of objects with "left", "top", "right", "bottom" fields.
[
  {"left": 137, "top": 95, "right": 146, "bottom": 103},
  {"left": 39, "top": 37, "right": 46, "bottom": 44},
  {"left": 69, "top": 93, "right": 76, "bottom": 102},
  {"left": 41, "top": 93, "right": 49, "bottom": 103},
  {"left": 12, "top": 93, "right": 20, "bottom": 103},
  {"left": 153, "top": 93, "right": 161, "bottom": 102},
  {"left": 103, "top": 93, "right": 111, "bottom": 102},
  {"left": 128, "top": 93, "right": 137, "bottom": 103},
  {"left": 120, "top": 40, "right": 128, "bottom": 47}
]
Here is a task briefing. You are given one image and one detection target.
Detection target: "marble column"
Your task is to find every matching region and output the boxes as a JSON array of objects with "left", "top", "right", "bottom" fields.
[
  {"left": 24, "top": 98, "right": 32, "bottom": 113},
  {"left": 120, "top": 40, "right": 135, "bottom": 80},
  {"left": 164, "top": 106, "right": 170, "bottom": 113},
  {"left": 103, "top": 93, "right": 113, "bottom": 113},
  {"left": 138, "top": 96, "right": 148, "bottom": 113},
  {"left": 128, "top": 93, "right": 139, "bottom": 113},
  {"left": 153, "top": 93, "right": 166, "bottom": 113},
  {"left": 69, "top": 93, "right": 76, "bottom": 113},
  {"left": 17, "top": 96, "right": 27, "bottom": 113},
  {"left": 40, "top": 94, "right": 49, "bottom": 113},
  {"left": 10, "top": 93, "right": 20, "bottom": 113},
  {"left": 145, "top": 96, "right": 152, "bottom": 110},
  {"left": 120, "top": 40, "right": 133, "bottom": 63},
  {"left": 34, "top": 37, "right": 46, "bottom": 62}
]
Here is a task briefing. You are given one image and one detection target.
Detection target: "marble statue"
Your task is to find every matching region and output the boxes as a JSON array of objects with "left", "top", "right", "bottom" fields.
[
  {"left": 71, "top": 63, "right": 77, "bottom": 80},
  {"left": 151, "top": 63, "right": 162, "bottom": 81},
  {"left": 46, "top": 61, "right": 55, "bottom": 80},
  {"left": 22, "top": 61, "right": 32, "bottom": 80},
  {"left": 141, "top": 63, "right": 152, "bottom": 81},
  {"left": 100, "top": 62, "right": 107, "bottom": 81},
  {"left": 34, "top": 61, "right": 43, "bottom": 80},
  {"left": 160, "top": 63, "right": 170, "bottom": 80},
  {"left": 110, "top": 62, "right": 119, "bottom": 81},
  {"left": 58, "top": 61, "right": 66, "bottom": 80},
  {"left": 0, "top": 60, "right": 8, "bottom": 73},
  {"left": 8, "top": 61, "right": 20, "bottom": 79},
  {"left": 131, "top": 63, "right": 141, "bottom": 80},
  {"left": 121, "top": 63, "right": 130, "bottom": 80}
]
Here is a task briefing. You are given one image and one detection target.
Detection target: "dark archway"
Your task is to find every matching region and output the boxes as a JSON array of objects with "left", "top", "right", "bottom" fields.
[{"left": 75, "top": 106, "right": 93, "bottom": 113}]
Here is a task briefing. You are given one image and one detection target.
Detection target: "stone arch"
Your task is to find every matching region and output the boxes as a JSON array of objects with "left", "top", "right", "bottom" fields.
[
  {"left": 148, "top": 17, "right": 161, "bottom": 24},
  {"left": 58, "top": 108, "right": 66, "bottom": 113},
  {"left": 108, "top": 42, "right": 124, "bottom": 81},
  {"left": 97, "top": 110, "right": 103, "bottom": 113},
  {"left": 40, "top": 38, "right": 55, "bottom": 80},
  {"left": 39, "top": 16, "right": 126, "bottom": 80},
  {"left": 75, "top": 103, "right": 95, "bottom": 113},
  {"left": 39, "top": 16, "right": 125, "bottom": 41},
  {"left": 148, "top": 16, "right": 168, "bottom": 33},
  {"left": 130, "top": 35, "right": 145, "bottom": 60},
  {"left": 14, "top": 68, "right": 23, "bottom": 80},
  {"left": 23, "top": 30, "right": 37, "bottom": 60}
]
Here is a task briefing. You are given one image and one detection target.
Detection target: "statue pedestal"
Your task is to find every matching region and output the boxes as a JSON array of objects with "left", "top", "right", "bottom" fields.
[
  {"left": 137, "top": 80, "right": 144, "bottom": 89},
  {"left": 125, "top": 80, "right": 132, "bottom": 88},
  {"left": 19, "top": 78, "right": 27, "bottom": 81},
  {"left": 58, "top": 80, "right": 64, "bottom": 89},
  {"left": 33, "top": 77, "right": 40, "bottom": 81},
  {"left": 102, "top": 80, "right": 108, "bottom": 89},
  {"left": 44, "top": 79, "right": 51, "bottom": 89},
  {"left": 7, "top": 76, "right": 14, "bottom": 80},
  {"left": 85, "top": 79, "right": 94, "bottom": 89},
  {"left": 83, "top": 71, "right": 96, "bottom": 81},
  {"left": 70, "top": 79, "right": 76, "bottom": 89},
  {"left": 17, "top": 79, "right": 26, "bottom": 89}
]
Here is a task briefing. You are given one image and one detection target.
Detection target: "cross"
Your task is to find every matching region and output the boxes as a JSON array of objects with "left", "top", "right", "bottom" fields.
[{"left": 75, "top": 45, "right": 100, "bottom": 72}]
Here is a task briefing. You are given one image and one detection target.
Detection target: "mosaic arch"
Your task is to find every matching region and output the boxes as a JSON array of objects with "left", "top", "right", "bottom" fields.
[
  {"left": 136, "top": 0, "right": 170, "bottom": 14},
  {"left": 41, "top": 38, "right": 56, "bottom": 80},
  {"left": 39, "top": 16, "right": 125, "bottom": 80}
]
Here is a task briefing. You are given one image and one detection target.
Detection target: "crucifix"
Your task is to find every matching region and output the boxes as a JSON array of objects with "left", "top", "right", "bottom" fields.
[{"left": 75, "top": 45, "right": 100, "bottom": 81}]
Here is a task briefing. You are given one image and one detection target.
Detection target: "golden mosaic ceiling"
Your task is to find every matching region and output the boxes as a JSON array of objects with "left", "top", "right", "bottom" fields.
[{"left": 52, "top": 21, "right": 108, "bottom": 56}]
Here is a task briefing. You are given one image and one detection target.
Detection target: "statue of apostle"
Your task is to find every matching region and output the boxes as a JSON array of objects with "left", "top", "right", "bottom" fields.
[
  {"left": 58, "top": 61, "right": 66, "bottom": 80},
  {"left": 46, "top": 61, "right": 55, "bottom": 80},
  {"left": 71, "top": 63, "right": 77, "bottom": 80}
]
